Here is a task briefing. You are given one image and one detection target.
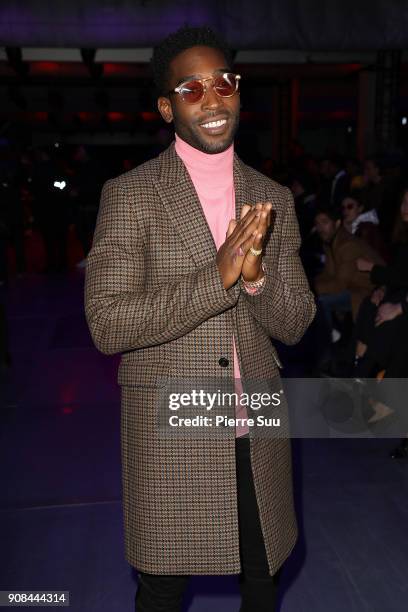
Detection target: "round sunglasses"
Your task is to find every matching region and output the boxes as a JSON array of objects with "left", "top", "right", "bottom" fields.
[{"left": 167, "top": 72, "right": 241, "bottom": 104}]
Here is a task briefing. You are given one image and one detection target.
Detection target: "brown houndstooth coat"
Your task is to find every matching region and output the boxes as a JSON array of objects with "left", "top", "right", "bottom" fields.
[{"left": 84, "top": 142, "right": 316, "bottom": 576}]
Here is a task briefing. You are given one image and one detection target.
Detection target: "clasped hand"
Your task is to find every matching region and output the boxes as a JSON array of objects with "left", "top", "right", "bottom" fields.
[{"left": 216, "top": 202, "right": 273, "bottom": 290}]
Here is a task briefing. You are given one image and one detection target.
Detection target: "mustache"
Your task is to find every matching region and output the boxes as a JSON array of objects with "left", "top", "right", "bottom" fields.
[{"left": 196, "top": 112, "right": 231, "bottom": 124}]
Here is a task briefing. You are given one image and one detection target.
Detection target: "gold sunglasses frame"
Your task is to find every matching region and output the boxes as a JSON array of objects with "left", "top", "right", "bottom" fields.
[{"left": 169, "top": 72, "right": 241, "bottom": 103}]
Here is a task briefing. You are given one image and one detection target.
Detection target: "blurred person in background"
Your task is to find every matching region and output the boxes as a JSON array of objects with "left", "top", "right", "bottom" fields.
[
  {"left": 289, "top": 171, "right": 320, "bottom": 279},
  {"left": 341, "top": 191, "right": 388, "bottom": 260},
  {"left": 345, "top": 157, "right": 364, "bottom": 191},
  {"left": 361, "top": 156, "right": 385, "bottom": 213},
  {"left": 352, "top": 290, "right": 408, "bottom": 460},
  {"left": 290, "top": 171, "right": 317, "bottom": 241},
  {"left": 313, "top": 208, "right": 383, "bottom": 348},
  {"left": 361, "top": 155, "right": 394, "bottom": 239},
  {"left": 317, "top": 155, "right": 350, "bottom": 214},
  {"left": 354, "top": 187, "right": 408, "bottom": 377}
]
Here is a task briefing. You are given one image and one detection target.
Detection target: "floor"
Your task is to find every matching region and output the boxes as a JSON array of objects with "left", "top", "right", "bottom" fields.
[{"left": 1, "top": 270, "right": 407, "bottom": 611}]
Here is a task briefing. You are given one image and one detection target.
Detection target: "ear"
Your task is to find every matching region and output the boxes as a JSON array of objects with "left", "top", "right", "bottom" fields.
[
  {"left": 335, "top": 219, "right": 341, "bottom": 230},
  {"left": 158, "top": 96, "right": 173, "bottom": 124}
]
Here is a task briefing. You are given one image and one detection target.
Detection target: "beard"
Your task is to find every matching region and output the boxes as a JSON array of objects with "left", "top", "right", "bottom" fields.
[{"left": 172, "top": 109, "right": 240, "bottom": 154}]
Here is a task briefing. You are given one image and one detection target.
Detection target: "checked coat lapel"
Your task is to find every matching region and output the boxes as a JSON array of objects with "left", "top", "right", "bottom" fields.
[{"left": 154, "top": 142, "right": 252, "bottom": 267}]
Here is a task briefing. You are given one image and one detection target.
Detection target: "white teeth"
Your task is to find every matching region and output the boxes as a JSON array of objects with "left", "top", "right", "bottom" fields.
[{"left": 201, "top": 119, "right": 227, "bottom": 128}]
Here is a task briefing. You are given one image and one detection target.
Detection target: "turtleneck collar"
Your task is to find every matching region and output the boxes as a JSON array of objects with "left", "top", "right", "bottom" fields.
[{"left": 174, "top": 133, "right": 234, "bottom": 197}]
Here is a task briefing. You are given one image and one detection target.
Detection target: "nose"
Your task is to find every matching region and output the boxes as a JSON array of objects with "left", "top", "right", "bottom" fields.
[{"left": 201, "top": 81, "right": 223, "bottom": 111}]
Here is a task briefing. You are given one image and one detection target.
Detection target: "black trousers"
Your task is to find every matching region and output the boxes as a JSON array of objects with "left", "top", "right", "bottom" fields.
[
  {"left": 354, "top": 296, "right": 408, "bottom": 377},
  {"left": 134, "top": 436, "right": 280, "bottom": 612}
]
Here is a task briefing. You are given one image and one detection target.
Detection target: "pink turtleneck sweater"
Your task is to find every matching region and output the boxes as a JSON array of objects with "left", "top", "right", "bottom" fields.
[{"left": 175, "top": 134, "right": 249, "bottom": 437}]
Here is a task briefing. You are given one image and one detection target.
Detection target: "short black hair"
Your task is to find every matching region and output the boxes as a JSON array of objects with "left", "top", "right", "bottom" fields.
[
  {"left": 342, "top": 189, "right": 364, "bottom": 209},
  {"left": 151, "top": 25, "right": 233, "bottom": 96},
  {"left": 314, "top": 207, "right": 341, "bottom": 222}
]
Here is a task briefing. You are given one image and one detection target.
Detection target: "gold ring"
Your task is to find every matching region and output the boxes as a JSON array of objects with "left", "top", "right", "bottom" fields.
[{"left": 249, "top": 247, "right": 262, "bottom": 256}]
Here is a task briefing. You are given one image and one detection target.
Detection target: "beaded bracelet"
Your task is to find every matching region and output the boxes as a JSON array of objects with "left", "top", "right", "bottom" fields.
[{"left": 240, "top": 261, "right": 267, "bottom": 292}]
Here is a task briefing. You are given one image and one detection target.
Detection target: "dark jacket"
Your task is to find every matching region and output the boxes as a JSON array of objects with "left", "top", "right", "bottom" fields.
[{"left": 370, "top": 243, "right": 408, "bottom": 301}]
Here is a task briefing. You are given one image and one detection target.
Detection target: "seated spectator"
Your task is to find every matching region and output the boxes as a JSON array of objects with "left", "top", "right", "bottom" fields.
[
  {"left": 354, "top": 291, "right": 408, "bottom": 460},
  {"left": 341, "top": 191, "right": 388, "bottom": 261},
  {"left": 354, "top": 187, "right": 408, "bottom": 374},
  {"left": 313, "top": 208, "right": 384, "bottom": 345},
  {"left": 354, "top": 293, "right": 408, "bottom": 380}
]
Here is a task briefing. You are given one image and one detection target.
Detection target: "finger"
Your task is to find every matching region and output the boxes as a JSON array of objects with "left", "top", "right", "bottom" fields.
[
  {"left": 232, "top": 207, "right": 258, "bottom": 234},
  {"left": 238, "top": 229, "right": 260, "bottom": 256},
  {"left": 240, "top": 207, "right": 260, "bottom": 230},
  {"left": 256, "top": 209, "right": 270, "bottom": 236},
  {"left": 240, "top": 204, "right": 272, "bottom": 252},
  {"left": 226, "top": 219, "right": 237, "bottom": 238},
  {"left": 231, "top": 219, "right": 258, "bottom": 251},
  {"left": 229, "top": 209, "right": 260, "bottom": 245},
  {"left": 256, "top": 202, "right": 273, "bottom": 232},
  {"left": 262, "top": 201, "right": 273, "bottom": 216},
  {"left": 244, "top": 230, "right": 264, "bottom": 261},
  {"left": 240, "top": 204, "right": 252, "bottom": 220},
  {"left": 265, "top": 202, "right": 273, "bottom": 227}
]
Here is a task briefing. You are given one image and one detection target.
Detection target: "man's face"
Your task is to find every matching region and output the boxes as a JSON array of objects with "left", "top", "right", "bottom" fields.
[
  {"left": 364, "top": 160, "right": 379, "bottom": 183},
  {"left": 315, "top": 213, "right": 338, "bottom": 243},
  {"left": 341, "top": 197, "right": 362, "bottom": 224},
  {"left": 157, "top": 46, "right": 240, "bottom": 154}
]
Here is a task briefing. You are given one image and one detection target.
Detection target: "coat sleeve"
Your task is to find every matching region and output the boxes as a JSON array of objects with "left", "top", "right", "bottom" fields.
[
  {"left": 84, "top": 179, "right": 240, "bottom": 355},
  {"left": 240, "top": 187, "right": 316, "bottom": 345}
]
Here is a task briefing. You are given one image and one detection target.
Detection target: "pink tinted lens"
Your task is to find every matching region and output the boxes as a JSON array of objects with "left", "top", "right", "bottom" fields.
[
  {"left": 214, "top": 74, "right": 237, "bottom": 96},
  {"left": 181, "top": 81, "right": 205, "bottom": 103}
]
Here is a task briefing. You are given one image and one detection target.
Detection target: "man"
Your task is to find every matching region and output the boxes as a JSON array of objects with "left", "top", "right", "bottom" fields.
[
  {"left": 85, "top": 26, "right": 316, "bottom": 612},
  {"left": 361, "top": 156, "right": 400, "bottom": 240},
  {"left": 317, "top": 155, "right": 350, "bottom": 214},
  {"left": 289, "top": 172, "right": 319, "bottom": 279},
  {"left": 362, "top": 156, "right": 385, "bottom": 212},
  {"left": 314, "top": 208, "right": 383, "bottom": 341}
]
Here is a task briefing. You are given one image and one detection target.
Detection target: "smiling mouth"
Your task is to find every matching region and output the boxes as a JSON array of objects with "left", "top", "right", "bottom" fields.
[{"left": 200, "top": 119, "right": 227, "bottom": 129}]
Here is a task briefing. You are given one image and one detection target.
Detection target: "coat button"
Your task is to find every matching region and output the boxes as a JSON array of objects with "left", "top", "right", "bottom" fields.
[{"left": 218, "top": 357, "right": 229, "bottom": 367}]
